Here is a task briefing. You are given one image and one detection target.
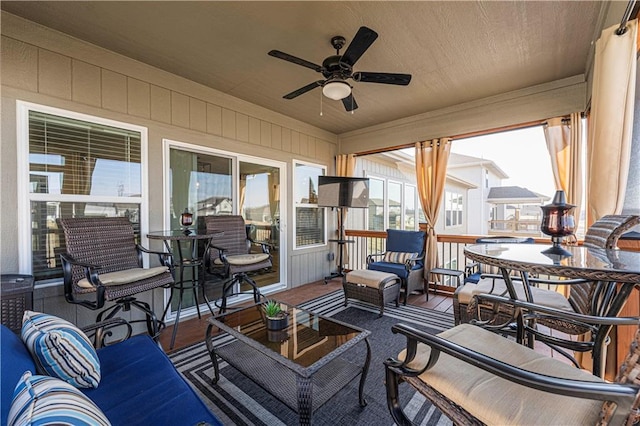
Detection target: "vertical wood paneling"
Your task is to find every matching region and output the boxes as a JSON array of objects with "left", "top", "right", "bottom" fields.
[
  {"left": 248, "top": 116, "right": 261, "bottom": 145},
  {"left": 271, "top": 124, "right": 282, "bottom": 150},
  {"left": 299, "top": 133, "right": 309, "bottom": 157},
  {"left": 291, "top": 131, "right": 300, "bottom": 154},
  {"left": 150, "top": 84, "right": 171, "bottom": 124},
  {"left": 307, "top": 136, "right": 316, "bottom": 159},
  {"left": 206, "top": 103, "right": 223, "bottom": 135},
  {"left": 39, "top": 49, "right": 71, "bottom": 99},
  {"left": 171, "top": 91, "right": 190, "bottom": 128},
  {"left": 72, "top": 60, "right": 101, "bottom": 107},
  {"left": 189, "top": 97, "right": 206, "bottom": 132},
  {"left": 127, "top": 77, "right": 151, "bottom": 118},
  {"left": 222, "top": 108, "right": 236, "bottom": 139},
  {"left": 101, "top": 69, "right": 127, "bottom": 112},
  {"left": 282, "top": 128, "right": 292, "bottom": 152},
  {"left": 1, "top": 37, "right": 38, "bottom": 91},
  {"left": 235, "top": 113, "right": 249, "bottom": 142},
  {"left": 260, "top": 121, "right": 272, "bottom": 148}
]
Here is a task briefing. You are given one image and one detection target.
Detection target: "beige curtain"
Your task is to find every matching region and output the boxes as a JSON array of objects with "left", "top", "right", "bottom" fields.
[
  {"left": 335, "top": 154, "right": 356, "bottom": 268},
  {"left": 543, "top": 112, "right": 584, "bottom": 235},
  {"left": 415, "top": 138, "right": 452, "bottom": 276},
  {"left": 587, "top": 19, "right": 637, "bottom": 226}
]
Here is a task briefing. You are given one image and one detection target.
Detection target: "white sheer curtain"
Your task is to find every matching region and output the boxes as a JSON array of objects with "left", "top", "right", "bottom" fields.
[{"left": 587, "top": 19, "right": 637, "bottom": 225}]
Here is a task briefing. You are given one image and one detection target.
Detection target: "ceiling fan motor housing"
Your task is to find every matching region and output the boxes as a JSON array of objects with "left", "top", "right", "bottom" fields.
[{"left": 322, "top": 55, "right": 352, "bottom": 79}]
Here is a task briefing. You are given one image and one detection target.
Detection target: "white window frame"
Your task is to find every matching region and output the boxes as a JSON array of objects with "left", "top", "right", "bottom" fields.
[
  {"left": 388, "top": 179, "right": 403, "bottom": 230},
  {"left": 17, "top": 101, "right": 149, "bottom": 284},
  {"left": 365, "top": 174, "right": 386, "bottom": 231},
  {"left": 444, "top": 190, "right": 464, "bottom": 228},
  {"left": 292, "top": 159, "right": 327, "bottom": 250},
  {"left": 404, "top": 183, "right": 419, "bottom": 230}
]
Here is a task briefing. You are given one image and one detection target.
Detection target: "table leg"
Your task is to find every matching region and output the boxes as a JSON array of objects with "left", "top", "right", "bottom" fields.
[
  {"left": 358, "top": 338, "right": 371, "bottom": 407},
  {"left": 296, "top": 375, "right": 313, "bottom": 426}
]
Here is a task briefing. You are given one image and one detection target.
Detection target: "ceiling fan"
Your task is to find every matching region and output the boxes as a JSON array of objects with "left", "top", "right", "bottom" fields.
[{"left": 268, "top": 26, "right": 412, "bottom": 112}]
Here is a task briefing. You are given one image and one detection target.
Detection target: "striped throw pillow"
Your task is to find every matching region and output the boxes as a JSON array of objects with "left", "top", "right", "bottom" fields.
[
  {"left": 21, "top": 311, "right": 101, "bottom": 388},
  {"left": 8, "top": 371, "right": 110, "bottom": 426},
  {"left": 382, "top": 251, "right": 418, "bottom": 264}
]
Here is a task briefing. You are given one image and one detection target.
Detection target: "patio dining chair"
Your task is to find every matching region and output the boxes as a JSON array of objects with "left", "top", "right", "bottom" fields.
[
  {"left": 467, "top": 214, "right": 640, "bottom": 377},
  {"left": 367, "top": 229, "right": 426, "bottom": 305},
  {"left": 58, "top": 217, "right": 174, "bottom": 339},
  {"left": 204, "top": 215, "right": 272, "bottom": 313}
]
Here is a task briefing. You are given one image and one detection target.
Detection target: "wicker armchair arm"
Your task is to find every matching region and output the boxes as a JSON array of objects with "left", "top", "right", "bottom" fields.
[
  {"left": 387, "top": 323, "right": 638, "bottom": 408},
  {"left": 366, "top": 252, "right": 385, "bottom": 264},
  {"left": 81, "top": 317, "right": 133, "bottom": 349},
  {"left": 474, "top": 293, "right": 640, "bottom": 326}
]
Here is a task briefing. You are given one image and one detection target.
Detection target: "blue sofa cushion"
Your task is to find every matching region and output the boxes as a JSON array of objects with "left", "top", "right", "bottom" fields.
[
  {"left": 1, "top": 325, "right": 36, "bottom": 424},
  {"left": 8, "top": 371, "right": 110, "bottom": 426},
  {"left": 368, "top": 261, "right": 420, "bottom": 279},
  {"left": 22, "top": 311, "right": 101, "bottom": 388},
  {"left": 82, "top": 334, "right": 222, "bottom": 426}
]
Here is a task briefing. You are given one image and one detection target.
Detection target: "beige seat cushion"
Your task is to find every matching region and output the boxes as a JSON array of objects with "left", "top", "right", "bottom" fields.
[
  {"left": 400, "top": 323, "right": 603, "bottom": 425},
  {"left": 78, "top": 266, "right": 169, "bottom": 288},
  {"left": 457, "top": 278, "right": 574, "bottom": 312},
  {"left": 225, "top": 253, "right": 269, "bottom": 266},
  {"left": 346, "top": 269, "right": 399, "bottom": 289}
]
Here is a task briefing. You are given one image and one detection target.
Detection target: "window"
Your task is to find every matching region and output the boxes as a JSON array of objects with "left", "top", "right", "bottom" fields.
[
  {"left": 404, "top": 185, "right": 417, "bottom": 230},
  {"left": 19, "top": 102, "right": 147, "bottom": 282},
  {"left": 367, "top": 177, "right": 385, "bottom": 230},
  {"left": 388, "top": 181, "right": 402, "bottom": 230},
  {"left": 293, "top": 161, "right": 326, "bottom": 248},
  {"left": 445, "top": 191, "right": 463, "bottom": 227}
]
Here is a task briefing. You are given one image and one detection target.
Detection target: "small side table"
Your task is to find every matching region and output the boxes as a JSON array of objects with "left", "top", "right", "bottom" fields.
[
  {"left": 428, "top": 268, "right": 464, "bottom": 297},
  {"left": 1, "top": 274, "right": 34, "bottom": 333}
]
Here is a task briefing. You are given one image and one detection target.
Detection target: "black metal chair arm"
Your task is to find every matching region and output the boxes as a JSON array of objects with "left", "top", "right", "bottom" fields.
[
  {"left": 249, "top": 239, "right": 272, "bottom": 254},
  {"left": 387, "top": 323, "right": 638, "bottom": 406},
  {"left": 136, "top": 245, "right": 173, "bottom": 267},
  {"left": 81, "top": 318, "right": 133, "bottom": 349},
  {"left": 474, "top": 293, "right": 640, "bottom": 326},
  {"left": 59, "top": 252, "right": 101, "bottom": 271},
  {"left": 366, "top": 252, "right": 385, "bottom": 264}
]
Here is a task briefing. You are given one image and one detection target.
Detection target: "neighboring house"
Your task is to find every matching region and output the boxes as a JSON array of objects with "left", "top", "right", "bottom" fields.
[{"left": 486, "top": 186, "right": 550, "bottom": 236}]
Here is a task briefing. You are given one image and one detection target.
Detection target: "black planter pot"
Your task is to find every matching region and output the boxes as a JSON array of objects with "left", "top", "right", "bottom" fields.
[{"left": 266, "top": 314, "right": 289, "bottom": 330}]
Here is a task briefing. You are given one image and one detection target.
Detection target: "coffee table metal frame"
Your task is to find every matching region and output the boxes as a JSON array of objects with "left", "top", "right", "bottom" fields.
[{"left": 205, "top": 302, "right": 371, "bottom": 425}]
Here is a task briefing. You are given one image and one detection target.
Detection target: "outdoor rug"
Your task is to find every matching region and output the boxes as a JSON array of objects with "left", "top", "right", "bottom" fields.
[{"left": 169, "top": 290, "right": 455, "bottom": 425}]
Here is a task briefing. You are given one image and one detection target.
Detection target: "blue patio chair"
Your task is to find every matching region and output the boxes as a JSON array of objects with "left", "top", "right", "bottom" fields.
[{"left": 367, "top": 229, "right": 426, "bottom": 305}]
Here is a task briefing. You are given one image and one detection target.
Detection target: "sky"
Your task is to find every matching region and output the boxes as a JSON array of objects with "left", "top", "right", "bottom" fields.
[{"left": 451, "top": 126, "right": 556, "bottom": 198}]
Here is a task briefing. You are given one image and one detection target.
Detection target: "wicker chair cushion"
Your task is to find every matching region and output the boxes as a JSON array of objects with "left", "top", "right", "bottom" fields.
[
  {"left": 400, "top": 324, "right": 603, "bottom": 425},
  {"left": 346, "top": 270, "right": 399, "bottom": 289},
  {"left": 225, "top": 253, "right": 270, "bottom": 266},
  {"left": 382, "top": 251, "right": 418, "bottom": 264},
  {"left": 77, "top": 266, "right": 169, "bottom": 289},
  {"left": 600, "top": 322, "right": 640, "bottom": 425},
  {"left": 457, "top": 277, "right": 575, "bottom": 312}
]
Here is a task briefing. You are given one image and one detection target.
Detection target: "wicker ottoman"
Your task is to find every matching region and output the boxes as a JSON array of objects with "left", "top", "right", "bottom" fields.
[{"left": 343, "top": 270, "right": 401, "bottom": 317}]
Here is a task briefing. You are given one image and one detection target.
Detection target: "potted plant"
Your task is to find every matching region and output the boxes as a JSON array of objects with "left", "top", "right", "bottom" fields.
[{"left": 264, "top": 300, "right": 289, "bottom": 331}]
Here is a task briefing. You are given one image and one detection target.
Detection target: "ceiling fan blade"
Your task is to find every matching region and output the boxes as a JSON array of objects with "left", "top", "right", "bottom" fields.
[
  {"left": 268, "top": 50, "right": 323, "bottom": 72},
  {"left": 342, "top": 93, "right": 358, "bottom": 112},
  {"left": 353, "top": 72, "right": 412, "bottom": 86},
  {"left": 283, "top": 80, "right": 324, "bottom": 99},
  {"left": 340, "top": 26, "right": 378, "bottom": 67}
]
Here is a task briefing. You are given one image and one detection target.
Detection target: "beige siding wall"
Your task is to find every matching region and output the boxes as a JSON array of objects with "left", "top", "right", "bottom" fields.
[{"left": 1, "top": 12, "right": 338, "bottom": 325}]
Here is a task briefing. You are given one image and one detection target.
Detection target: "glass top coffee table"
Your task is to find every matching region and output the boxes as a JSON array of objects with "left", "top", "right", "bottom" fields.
[{"left": 205, "top": 301, "right": 371, "bottom": 425}]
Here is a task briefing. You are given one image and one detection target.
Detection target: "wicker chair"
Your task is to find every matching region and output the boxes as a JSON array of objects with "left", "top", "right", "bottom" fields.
[
  {"left": 466, "top": 214, "right": 640, "bottom": 377},
  {"left": 204, "top": 215, "right": 272, "bottom": 313},
  {"left": 58, "top": 217, "right": 174, "bottom": 339},
  {"left": 367, "top": 229, "right": 426, "bottom": 305},
  {"left": 384, "top": 317, "right": 640, "bottom": 425}
]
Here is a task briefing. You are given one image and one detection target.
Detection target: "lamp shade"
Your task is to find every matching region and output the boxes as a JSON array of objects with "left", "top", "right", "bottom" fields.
[{"left": 322, "top": 81, "right": 351, "bottom": 100}]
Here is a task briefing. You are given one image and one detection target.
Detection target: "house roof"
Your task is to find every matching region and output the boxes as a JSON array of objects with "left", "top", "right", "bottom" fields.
[
  {"left": 0, "top": 1, "right": 613, "bottom": 135},
  {"left": 447, "top": 153, "right": 509, "bottom": 179},
  {"left": 487, "top": 186, "right": 550, "bottom": 204}
]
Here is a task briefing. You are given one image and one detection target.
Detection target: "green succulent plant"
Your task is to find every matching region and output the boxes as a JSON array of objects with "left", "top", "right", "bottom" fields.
[{"left": 264, "top": 300, "right": 283, "bottom": 318}]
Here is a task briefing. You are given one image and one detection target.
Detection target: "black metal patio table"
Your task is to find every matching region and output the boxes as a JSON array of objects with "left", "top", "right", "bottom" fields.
[{"left": 205, "top": 301, "right": 371, "bottom": 425}]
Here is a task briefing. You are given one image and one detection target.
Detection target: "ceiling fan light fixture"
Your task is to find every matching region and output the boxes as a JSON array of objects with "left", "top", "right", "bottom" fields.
[{"left": 322, "top": 81, "right": 351, "bottom": 100}]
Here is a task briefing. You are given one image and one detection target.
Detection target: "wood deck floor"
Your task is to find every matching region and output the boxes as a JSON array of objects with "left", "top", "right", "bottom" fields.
[{"left": 158, "top": 279, "right": 454, "bottom": 352}]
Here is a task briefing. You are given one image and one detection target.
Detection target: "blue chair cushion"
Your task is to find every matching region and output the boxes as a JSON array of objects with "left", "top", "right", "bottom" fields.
[
  {"left": 386, "top": 230, "right": 426, "bottom": 266},
  {"left": 1, "top": 325, "right": 36, "bottom": 424},
  {"left": 82, "top": 334, "right": 221, "bottom": 426},
  {"left": 465, "top": 272, "right": 482, "bottom": 284},
  {"left": 368, "top": 261, "right": 420, "bottom": 279}
]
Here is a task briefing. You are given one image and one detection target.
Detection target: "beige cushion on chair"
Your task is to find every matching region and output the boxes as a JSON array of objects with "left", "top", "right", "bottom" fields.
[
  {"left": 225, "top": 253, "right": 270, "bottom": 266},
  {"left": 457, "top": 277, "right": 575, "bottom": 312},
  {"left": 346, "top": 269, "right": 399, "bottom": 288},
  {"left": 77, "top": 266, "right": 169, "bottom": 288},
  {"left": 400, "top": 323, "right": 603, "bottom": 425}
]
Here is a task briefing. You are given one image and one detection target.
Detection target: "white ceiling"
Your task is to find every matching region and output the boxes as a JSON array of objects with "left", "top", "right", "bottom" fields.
[{"left": 1, "top": 1, "right": 608, "bottom": 135}]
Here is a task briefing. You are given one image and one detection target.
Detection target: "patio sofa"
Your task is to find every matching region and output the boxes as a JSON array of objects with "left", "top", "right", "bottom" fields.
[{"left": 1, "top": 320, "right": 221, "bottom": 425}]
